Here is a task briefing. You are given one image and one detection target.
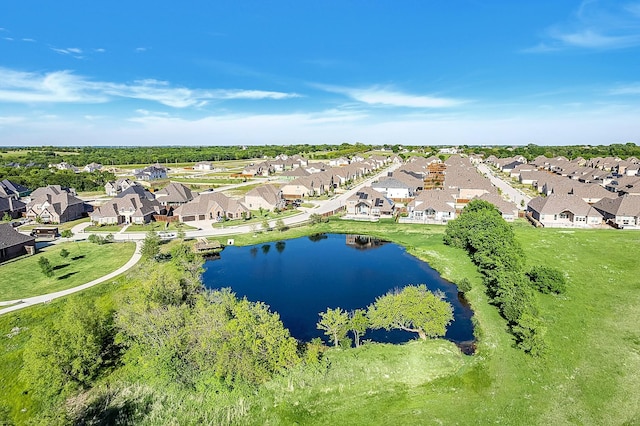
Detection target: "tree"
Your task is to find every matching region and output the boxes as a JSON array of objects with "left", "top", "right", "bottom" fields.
[
  {"left": 348, "top": 309, "right": 368, "bottom": 347},
  {"left": 1, "top": 212, "right": 11, "bottom": 222},
  {"left": 526, "top": 265, "right": 567, "bottom": 294},
  {"left": 367, "top": 285, "right": 453, "bottom": 340},
  {"left": 60, "top": 229, "right": 74, "bottom": 239},
  {"left": 59, "top": 248, "right": 70, "bottom": 258},
  {"left": 20, "top": 300, "right": 112, "bottom": 400},
  {"left": 261, "top": 218, "right": 270, "bottom": 232},
  {"left": 38, "top": 256, "right": 54, "bottom": 278},
  {"left": 317, "top": 307, "right": 349, "bottom": 347},
  {"left": 275, "top": 218, "right": 286, "bottom": 232},
  {"left": 141, "top": 230, "right": 161, "bottom": 259}
]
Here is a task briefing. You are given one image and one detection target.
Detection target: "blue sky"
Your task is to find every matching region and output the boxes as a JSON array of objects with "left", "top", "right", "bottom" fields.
[{"left": 1, "top": 0, "right": 640, "bottom": 146}]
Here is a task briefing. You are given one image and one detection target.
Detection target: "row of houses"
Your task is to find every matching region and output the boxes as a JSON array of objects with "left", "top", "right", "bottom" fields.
[
  {"left": 485, "top": 154, "right": 640, "bottom": 228},
  {"left": 343, "top": 155, "right": 519, "bottom": 224}
]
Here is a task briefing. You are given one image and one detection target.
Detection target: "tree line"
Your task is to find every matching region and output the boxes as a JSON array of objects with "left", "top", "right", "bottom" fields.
[
  {"left": 0, "top": 166, "right": 115, "bottom": 192},
  {"left": 1, "top": 144, "right": 377, "bottom": 166},
  {"left": 443, "top": 200, "right": 566, "bottom": 356}
]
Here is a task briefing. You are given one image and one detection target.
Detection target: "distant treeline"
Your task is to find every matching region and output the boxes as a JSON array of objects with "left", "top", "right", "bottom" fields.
[
  {"left": 466, "top": 142, "right": 640, "bottom": 161},
  {"left": 1, "top": 143, "right": 379, "bottom": 166},
  {"left": 0, "top": 166, "right": 115, "bottom": 192}
]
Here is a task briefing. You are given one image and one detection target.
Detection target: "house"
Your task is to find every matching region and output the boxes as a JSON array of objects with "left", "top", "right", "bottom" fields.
[
  {"left": 173, "top": 192, "right": 250, "bottom": 222},
  {"left": 50, "top": 162, "right": 78, "bottom": 172},
  {"left": 0, "top": 179, "right": 30, "bottom": 199},
  {"left": 527, "top": 194, "right": 603, "bottom": 228},
  {"left": 90, "top": 186, "right": 164, "bottom": 225},
  {"left": 593, "top": 195, "right": 640, "bottom": 229},
  {"left": 134, "top": 164, "right": 168, "bottom": 181},
  {"left": 243, "top": 184, "right": 285, "bottom": 211},
  {"left": 194, "top": 161, "right": 214, "bottom": 171},
  {"left": 0, "top": 196, "right": 27, "bottom": 219},
  {"left": 475, "top": 193, "right": 518, "bottom": 222},
  {"left": 281, "top": 167, "right": 311, "bottom": 181},
  {"left": 82, "top": 162, "right": 102, "bottom": 173},
  {"left": 371, "top": 178, "right": 414, "bottom": 199},
  {"left": 403, "top": 190, "right": 456, "bottom": 224},
  {"left": 280, "top": 176, "right": 326, "bottom": 199},
  {"left": 0, "top": 223, "right": 36, "bottom": 262},
  {"left": 154, "top": 182, "right": 194, "bottom": 207},
  {"left": 25, "top": 185, "right": 87, "bottom": 224},
  {"left": 345, "top": 187, "right": 395, "bottom": 218},
  {"left": 104, "top": 178, "right": 137, "bottom": 196}
]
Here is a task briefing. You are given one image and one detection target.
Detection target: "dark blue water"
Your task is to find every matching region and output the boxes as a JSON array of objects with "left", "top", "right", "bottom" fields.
[{"left": 202, "top": 234, "right": 474, "bottom": 350}]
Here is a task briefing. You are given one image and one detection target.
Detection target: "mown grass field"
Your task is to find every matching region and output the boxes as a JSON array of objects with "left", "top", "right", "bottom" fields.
[
  {"left": 0, "top": 221, "right": 638, "bottom": 425},
  {"left": 0, "top": 241, "right": 135, "bottom": 301}
]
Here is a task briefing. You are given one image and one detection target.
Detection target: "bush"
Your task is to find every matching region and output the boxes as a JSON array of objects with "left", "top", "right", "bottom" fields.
[
  {"left": 526, "top": 266, "right": 567, "bottom": 294},
  {"left": 457, "top": 278, "right": 472, "bottom": 293}
]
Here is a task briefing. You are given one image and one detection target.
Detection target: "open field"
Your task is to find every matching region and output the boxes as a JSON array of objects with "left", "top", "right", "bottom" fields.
[
  {"left": 1, "top": 221, "right": 638, "bottom": 424},
  {"left": 0, "top": 241, "right": 135, "bottom": 301}
]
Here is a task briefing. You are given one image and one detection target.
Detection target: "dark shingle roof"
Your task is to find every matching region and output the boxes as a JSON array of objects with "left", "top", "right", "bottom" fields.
[{"left": 0, "top": 223, "right": 35, "bottom": 250}]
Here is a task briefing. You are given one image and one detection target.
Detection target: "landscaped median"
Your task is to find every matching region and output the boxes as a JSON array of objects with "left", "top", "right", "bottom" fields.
[{"left": 0, "top": 241, "right": 136, "bottom": 301}]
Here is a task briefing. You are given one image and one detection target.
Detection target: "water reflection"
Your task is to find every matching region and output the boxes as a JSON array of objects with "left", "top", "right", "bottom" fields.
[
  {"left": 345, "top": 234, "right": 386, "bottom": 250},
  {"left": 308, "top": 233, "right": 328, "bottom": 242},
  {"left": 275, "top": 241, "right": 286, "bottom": 253},
  {"left": 261, "top": 244, "right": 271, "bottom": 254}
]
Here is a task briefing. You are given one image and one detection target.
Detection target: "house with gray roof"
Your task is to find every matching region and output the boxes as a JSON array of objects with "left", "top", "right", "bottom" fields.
[
  {"left": 345, "top": 187, "right": 395, "bottom": 218},
  {"left": 243, "top": 184, "right": 285, "bottom": 211},
  {"left": 593, "top": 194, "right": 640, "bottom": 229},
  {"left": 0, "top": 196, "right": 26, "bottom": 219},
  {"left": 0, "top": 223, "right": 36, "bottom": 262},
  {"left": 154, "top": 182, "right": 194, "bottom": 207},
  {"left": 372, "top": 178, "right": 414, "bottom": 199},
  {"left": 402, "top": 190, "right": 457, "bottom": 224},
  {"left": 475, "top": 192, "right": 518, "bottom": 222},
  {"left": 527, "top": 194, "right": 603, "bottom": 228},
  {"left": 90, "top": 186, "right": 163, "bottom": 225},
  {"left": 0, "top": 179, "right": 30, "bottom": 199},
  {"left": 26, "top": 185, "right": 87, "bottom": 224},
  {"left": 172, "top": 191, "right": 250, "bottom": 222}
]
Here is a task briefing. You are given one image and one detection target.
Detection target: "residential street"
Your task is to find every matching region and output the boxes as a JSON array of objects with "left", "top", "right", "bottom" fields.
[{"left": 476, "top": 163, "right": 532, "bottom": 210}]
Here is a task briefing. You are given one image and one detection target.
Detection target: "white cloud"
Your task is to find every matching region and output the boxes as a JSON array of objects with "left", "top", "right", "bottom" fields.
[
  {"left": 94, "top": 48, "right": 106, "bottom": 53},
  {"left": 526, "top": 1, "right": 640, "bottom": 52},
  {"left": 609, "top": 83, "right": 640, "bottom": 95},
  {"left": 0, "top": 67, "right": 301, "bottom": 108},
  {"left": 51, "top": 47, "right": 83, "bottom": 55},
  {"left": 135, "top": 47, "right": 147, "bottom": 52},
  {"left": 318, "top": 84, "right": 467, "bottom": 108},
  {"left": 3, "top": 37, "right": 14, "bottom": 41},
  {"left": 22, "top": 38, "right": 36, "bottom": 42}
]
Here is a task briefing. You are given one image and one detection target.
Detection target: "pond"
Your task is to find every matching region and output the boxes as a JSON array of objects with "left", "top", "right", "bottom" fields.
[{"left": 202, "top": 234, "right": 475, "bottom": 352}]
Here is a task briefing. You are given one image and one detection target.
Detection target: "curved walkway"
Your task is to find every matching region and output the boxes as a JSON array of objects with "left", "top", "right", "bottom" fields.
[{"left": 0, "top": 240, "right": 143, "bottom": 315}]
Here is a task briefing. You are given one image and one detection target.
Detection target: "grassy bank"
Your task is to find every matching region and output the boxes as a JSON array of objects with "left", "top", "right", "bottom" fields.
[
  {"left": 0, "top": 241, "right": 135, "bottom": 300},
  {"left": 1, "top": 221, "right": 638, "bottom": 424}
]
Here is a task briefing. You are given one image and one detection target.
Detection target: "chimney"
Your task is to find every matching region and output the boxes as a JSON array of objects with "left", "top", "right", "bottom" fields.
[{"left": 8, "top": 196, "right": 13, "bottom": 213}]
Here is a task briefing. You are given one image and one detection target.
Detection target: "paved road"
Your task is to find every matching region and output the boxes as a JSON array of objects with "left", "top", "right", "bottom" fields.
[
  {"left": 0, "top": 240, "right": 143, "bottom": 315},
  {"left": 1, "top": 163, "right": 398, "bottom": 313},
  {"left": 476, "top": 163, "right": 531, "bottom": 210}
]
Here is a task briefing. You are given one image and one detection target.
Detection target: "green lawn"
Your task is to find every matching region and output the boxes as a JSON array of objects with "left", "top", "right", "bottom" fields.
[
  {"left": 84, "top": 224, "right": 123, "bottom": 232},
  {"left": 1, "top": 221, "right": 639, "bottom": 425},
  {"left": 0, "top": 241, "right": 136, "bottom": 301}
]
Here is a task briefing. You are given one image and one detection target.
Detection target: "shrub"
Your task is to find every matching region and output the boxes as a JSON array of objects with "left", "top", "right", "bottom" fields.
[
  {"left": 526, "top": 266, "right": 567, "bottom": 294},
  {"left": 457, "top": 278, "right": 472, "bottom": 293}
]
